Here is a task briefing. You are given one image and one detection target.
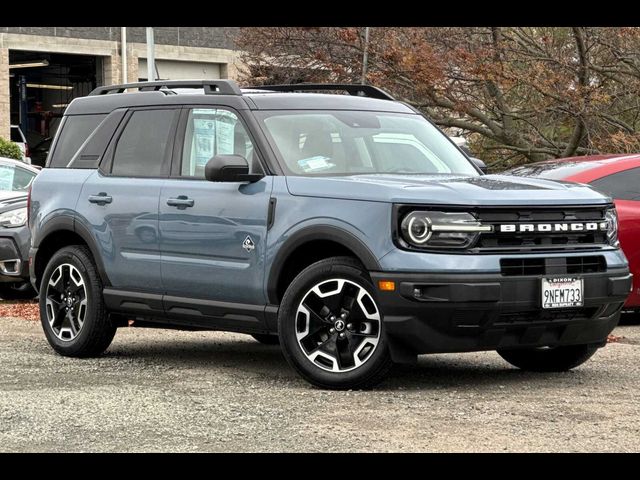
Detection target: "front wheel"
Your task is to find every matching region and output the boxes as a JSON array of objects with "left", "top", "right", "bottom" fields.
[
  {"left": 39, "top": 245, "right": 116, "bottom": 357},
  {"left": 497, "top": 344, "right": 599, "bottom": 372},
  {"left": 278, "top": 256, "right": 393, "bottom": 390}
]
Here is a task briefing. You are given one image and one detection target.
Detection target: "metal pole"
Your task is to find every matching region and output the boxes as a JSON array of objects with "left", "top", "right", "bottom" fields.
[
  {"left": 121, "top": 27, "right": 127, "bottom": 84},
  {"left": 361, "top": 27, "right": 370, "bottom": 85},
  {"left": 146, "top": 27, "right": 156, "bottom": 82}
]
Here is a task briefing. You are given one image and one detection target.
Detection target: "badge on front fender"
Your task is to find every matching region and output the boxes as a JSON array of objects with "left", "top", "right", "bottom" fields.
[{"left": 242, "top": 235, "right": 255, "bottom": 253}]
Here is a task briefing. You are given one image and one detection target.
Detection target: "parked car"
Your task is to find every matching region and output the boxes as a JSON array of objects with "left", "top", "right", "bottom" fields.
[
  {"left": 0, "top": 157, "right": 39, "bottom": 299},
  {"left": 28, "top": 80, "right": 631, "bottom": 389},
  {"left": 10, "top": 126, "right": 31, "bottom": 164},
  {"left": 506, "top": 154, "right": 640, "bottom": 310}
]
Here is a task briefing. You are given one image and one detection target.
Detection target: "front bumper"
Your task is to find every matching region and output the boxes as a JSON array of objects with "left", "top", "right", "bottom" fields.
[
  {"left": 370, "top": 268, "right": 632, "bottom": 362},
  {"left": 0, "top": 228, "right": 30, "bottom": 282}
]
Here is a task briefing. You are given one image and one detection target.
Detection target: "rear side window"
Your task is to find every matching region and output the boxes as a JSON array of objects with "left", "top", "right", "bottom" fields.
[
  {"left": 110, "top": 109, "right": 177, "bottom": 177},
  {"left": 48, "top": 115, "right": 106, "bottom": 167},
  {"left": 590, "top": 167, "right": 640, "bottom": 201}
]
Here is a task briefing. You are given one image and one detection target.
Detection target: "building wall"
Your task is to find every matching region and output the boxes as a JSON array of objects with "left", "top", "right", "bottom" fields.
[
  {"left": 0, "top": 28, "right": 242, "bottom": 140},
  {"left": 0, "top": 27, "right": 238, "bottom": 50}
]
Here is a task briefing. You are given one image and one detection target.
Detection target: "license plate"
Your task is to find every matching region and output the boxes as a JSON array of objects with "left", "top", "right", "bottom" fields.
[{"left": 541, "top": 277, "right": 584, "bottom": 309}]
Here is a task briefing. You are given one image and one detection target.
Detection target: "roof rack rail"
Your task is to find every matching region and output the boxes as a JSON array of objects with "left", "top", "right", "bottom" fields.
[
  {"left": 89, "top": 79, "right": 242, "bottom": 96},
  {"left": 249, "top": 83, "right": 395, "bottom": 101}
]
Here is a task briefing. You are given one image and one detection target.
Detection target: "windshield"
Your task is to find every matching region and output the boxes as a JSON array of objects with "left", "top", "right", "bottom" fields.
[
  {"left": 256, "top": 111, "right": 479, "bottom": 176},
  {"left": 0, "top": 163, "right": 37, "bottom": 191}
]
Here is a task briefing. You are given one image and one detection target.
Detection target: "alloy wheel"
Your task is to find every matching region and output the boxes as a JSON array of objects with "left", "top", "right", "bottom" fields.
[
  {"left": 45, "top": 263, "right": 88, "bottom": 341},
  {"left": 295, "top": 278, "right": 381, "bottom": 372}
]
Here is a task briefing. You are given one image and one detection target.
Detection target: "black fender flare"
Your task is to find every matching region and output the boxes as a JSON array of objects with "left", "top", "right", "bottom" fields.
[
  {"left": 33, "top": 215, "right": 111, "bottom": 287},
  {"left": 266, "top": 225, "right": 381, "bottom": 304}
]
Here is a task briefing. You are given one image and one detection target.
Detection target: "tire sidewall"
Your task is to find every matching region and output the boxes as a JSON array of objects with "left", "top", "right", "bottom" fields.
[
  {"left": 278, "top": 259, "right": 390, "bottom": 388},
  {"left": 39, "top": 247, "right": 102, "bottom": 354}
]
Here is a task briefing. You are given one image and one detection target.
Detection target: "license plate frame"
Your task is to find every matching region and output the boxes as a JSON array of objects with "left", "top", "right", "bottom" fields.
[{"left": 541, "top": 277, "right": 584, "bottom": 309}]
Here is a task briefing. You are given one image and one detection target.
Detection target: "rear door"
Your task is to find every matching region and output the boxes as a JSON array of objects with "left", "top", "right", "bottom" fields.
[
  {"left": 159, "top": 107, "right": 273, "bottom": 313},
  {"left": 76, "top": 107, "right": 180, "bottom": 296}
]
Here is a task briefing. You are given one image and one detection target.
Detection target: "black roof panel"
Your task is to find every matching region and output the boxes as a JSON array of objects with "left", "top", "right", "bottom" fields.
[
  {"left": 65, "top": 87, "right": 414, "bottom": 115},
  {"left": 243, "top": 92, "right": 413, "bottom": 112}
]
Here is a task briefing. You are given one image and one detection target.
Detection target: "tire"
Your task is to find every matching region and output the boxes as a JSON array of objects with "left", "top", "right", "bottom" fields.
[
  {"left": 497, "top": 344, "right": 599, "bottom": 372},
  {"left": 251, "top": 333, "right": 280, "bottom": 345},
  {"left": 0, "top": 282, "right": 36, "bottom": 300},
  {"left": 278, "top": 256, "right": 393, "bottom": 390},
  {"left": 39, "top": 245, "right": 116, "bottom": 357}
]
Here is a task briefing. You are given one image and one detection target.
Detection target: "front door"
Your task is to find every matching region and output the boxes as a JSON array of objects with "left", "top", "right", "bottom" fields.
[{"left": 159, "top": 107, "right": 272, "bottom": 308}]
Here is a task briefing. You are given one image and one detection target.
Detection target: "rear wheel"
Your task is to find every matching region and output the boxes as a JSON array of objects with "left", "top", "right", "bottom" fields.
[
  {"left": 278, "top": 257, "right": 393, "bottom": 390},
  {"left": 497, "top": 344, "right": 599, "bottom": 372},
  {"left": 39, "top": 245, "right": 116, "bottom": 357}
]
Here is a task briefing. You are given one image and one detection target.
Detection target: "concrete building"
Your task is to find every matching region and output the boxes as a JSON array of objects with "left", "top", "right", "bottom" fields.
[{"left": 0, "top": 27, "right": 241, "bottom": 159}]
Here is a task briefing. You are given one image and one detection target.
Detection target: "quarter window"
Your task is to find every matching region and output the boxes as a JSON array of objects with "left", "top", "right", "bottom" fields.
[{"left": 48, "top": 114, "right": 106, "bottom": 168}]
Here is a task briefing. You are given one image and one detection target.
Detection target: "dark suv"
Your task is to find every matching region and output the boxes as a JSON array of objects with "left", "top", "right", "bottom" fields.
[{"left": 28, "top": 80, "right": 632, "bottom": 389}]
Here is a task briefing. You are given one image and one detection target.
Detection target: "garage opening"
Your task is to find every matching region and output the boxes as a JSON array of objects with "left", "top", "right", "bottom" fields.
[{"left": 8, "top": 51, "right": 97, "bottom": 166}]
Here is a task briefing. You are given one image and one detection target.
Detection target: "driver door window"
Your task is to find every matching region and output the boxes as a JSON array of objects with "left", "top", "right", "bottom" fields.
[{"left": 181, "top": 108, "right": 261, "bottom": 178}]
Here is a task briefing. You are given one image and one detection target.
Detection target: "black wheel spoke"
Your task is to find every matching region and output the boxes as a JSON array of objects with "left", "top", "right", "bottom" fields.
[
  {"left": 317, "top": 334, "right": 341, "bottom": 369},
  {"left": 336, "top": 335, "right": 358, "bottom": 369},
  {"left": 300, "top": 323, "right": 331, "bottom": 353},
  {"left": 340, "top": 283, "right": 357, "bottom": 313},
  {"left": 303, "top": 303, "right": 333, "bottom": 325}
]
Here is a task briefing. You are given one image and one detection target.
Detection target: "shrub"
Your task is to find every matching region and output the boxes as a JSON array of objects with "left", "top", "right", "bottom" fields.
[{"left": 0, "top": 137, "right": 23, "bottom": 161}]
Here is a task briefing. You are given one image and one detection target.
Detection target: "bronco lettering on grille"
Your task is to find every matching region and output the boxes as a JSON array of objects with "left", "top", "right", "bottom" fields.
[{"left": 498, "top": 222, "right": 608, "bottom": 233}]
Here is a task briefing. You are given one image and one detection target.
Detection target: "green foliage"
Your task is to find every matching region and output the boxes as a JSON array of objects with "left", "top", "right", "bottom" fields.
[{"left": 0, "top": 137, "right": 23, "bottom": 161}]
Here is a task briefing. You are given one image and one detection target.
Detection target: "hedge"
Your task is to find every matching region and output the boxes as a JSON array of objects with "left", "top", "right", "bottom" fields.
[{"left": 0, "top": 137, "right": 23, "bottom": 161}]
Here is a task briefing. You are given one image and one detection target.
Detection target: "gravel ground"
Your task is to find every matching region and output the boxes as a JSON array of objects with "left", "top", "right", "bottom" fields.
[{"left": 1, "top": 316, "right": 639, "bottom": 452}]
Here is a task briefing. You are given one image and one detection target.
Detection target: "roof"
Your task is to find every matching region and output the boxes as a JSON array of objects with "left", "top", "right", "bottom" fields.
[
  {"left": 65, "top": 80, "right": 415, "bottom": 115},
  {"left": 243, "top": 92, "right": 413, "bottom": 113}
]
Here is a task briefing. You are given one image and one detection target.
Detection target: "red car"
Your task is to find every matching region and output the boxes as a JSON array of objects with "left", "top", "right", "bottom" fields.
[{"left": 507, "top": 154, "right": 640, "bottom": 309}]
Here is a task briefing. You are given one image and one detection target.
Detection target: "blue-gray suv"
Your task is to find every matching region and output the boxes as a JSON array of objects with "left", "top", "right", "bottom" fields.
[{"left": 28, "top": 80, "right": 633, "bottom": 389}]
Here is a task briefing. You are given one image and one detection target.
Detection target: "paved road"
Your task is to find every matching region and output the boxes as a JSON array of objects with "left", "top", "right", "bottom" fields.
[{"left": 1, "top": 316, "right": 639, "bottom": 452}]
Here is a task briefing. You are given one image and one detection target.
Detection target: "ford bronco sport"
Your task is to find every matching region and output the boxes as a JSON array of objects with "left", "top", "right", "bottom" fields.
[{"left": 28, "top": 80, "right": 632, "bottom": 389}]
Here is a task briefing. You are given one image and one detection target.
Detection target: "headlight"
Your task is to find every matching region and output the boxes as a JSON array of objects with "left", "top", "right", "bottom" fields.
[
  {"left": 605, "top": 208, "right": 618, "bottom": 246},
  {"left": 0, "top": 207, "right": 27, "bottom": 228},
  {"left": 399, "top": 211, "right": 492, "bottom": 249}
]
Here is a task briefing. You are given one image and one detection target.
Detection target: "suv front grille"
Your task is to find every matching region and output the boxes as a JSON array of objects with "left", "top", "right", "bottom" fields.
[
  {"left": 500, "top": 256, "right": 606, "bottom": 276},
  {"left": 474, "top": 206, "right": 609, "bottom": 253},
  {"left": 496, "top": 307, "right": 599, "bottom": 325}
]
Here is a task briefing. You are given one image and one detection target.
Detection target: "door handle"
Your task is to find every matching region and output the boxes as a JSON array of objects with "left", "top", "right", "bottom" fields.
[
  {"left": 166, "top": 196, "right": 195, "bottom": 208},
  {"left": 88, "top": 193, "right": 113, "bottom": 205}
]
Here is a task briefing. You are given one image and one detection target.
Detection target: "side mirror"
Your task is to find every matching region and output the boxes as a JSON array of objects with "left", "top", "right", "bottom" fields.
[
  {"left": 204, "top": 154, "right": 264, "bottom": 183},
  {"left": 470, "top": 157, "right": 488, "bottom": 174}
]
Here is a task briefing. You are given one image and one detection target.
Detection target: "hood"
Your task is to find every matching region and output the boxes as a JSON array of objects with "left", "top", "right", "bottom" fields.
[
  {"left": 285, "top": 174, "right": 611, "bottom": 206},
  {"left": 0, "top": 190, "right": 27, "bottom": 212}
]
